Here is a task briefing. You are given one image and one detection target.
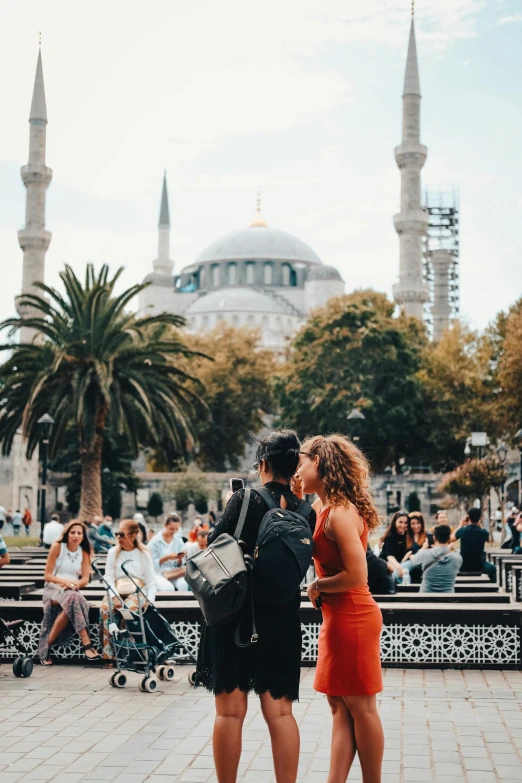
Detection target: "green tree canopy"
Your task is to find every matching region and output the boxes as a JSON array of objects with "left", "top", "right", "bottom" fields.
[
  {"left": 275, "top": 290, "right": 427, "bottom": 471},
  {"left": 0, "top": 264, "right": 203, "bottom": 519},
  {"left": 180, "top": 323, "right": 276, "bottom": 471},
  {"left": 439, "top": 457, "right": 506, "bottom": 506}
]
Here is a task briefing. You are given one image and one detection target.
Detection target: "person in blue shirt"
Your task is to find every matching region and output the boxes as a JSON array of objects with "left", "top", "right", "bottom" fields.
[
  {"left": 98, "top": 516, "right": 116, "bottom": 543},
  {"left": 409, "top": 524, "right": 462, "bottom": 592},
  {"left": 147, "top": 515, "right": 188, "bottom": 591},
  {"left": 0, "top": 533, "right": 10, "bottom": 567}
]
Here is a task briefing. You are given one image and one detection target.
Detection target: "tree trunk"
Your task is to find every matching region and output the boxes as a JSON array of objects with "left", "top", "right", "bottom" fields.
[{"left": 78, "top": 404, "right": 108, "bottom": 520}]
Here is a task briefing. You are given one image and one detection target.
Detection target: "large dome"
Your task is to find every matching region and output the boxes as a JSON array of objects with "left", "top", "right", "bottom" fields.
[
  {"left": 195, "top": 225, "right": 322, "bottom": 265},
  {"left": 186, "top": 287, "right": 285, "bottom": 315}
]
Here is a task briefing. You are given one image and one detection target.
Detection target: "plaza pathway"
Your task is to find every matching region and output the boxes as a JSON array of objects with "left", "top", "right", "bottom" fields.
[{"left": 0, "top": 665, "right": 521, "bottom": 782}]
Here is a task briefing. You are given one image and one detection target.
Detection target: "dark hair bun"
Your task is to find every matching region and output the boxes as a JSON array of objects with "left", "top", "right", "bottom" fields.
[{"left": 256, "top": 430, "right": 301, "bottom": 481}]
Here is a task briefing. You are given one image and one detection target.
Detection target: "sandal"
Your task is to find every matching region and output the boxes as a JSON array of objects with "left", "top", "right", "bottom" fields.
[
  {"left": 40, "top": 658, "right": 53, "bottom": 666},
  {"left": 83, "top": 643, "right": 101, "bottom": 662}
]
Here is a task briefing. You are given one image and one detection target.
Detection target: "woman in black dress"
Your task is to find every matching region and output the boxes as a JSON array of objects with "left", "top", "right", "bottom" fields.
[{"left": 196, "top": 430, "right": 315, "bottom": 783}]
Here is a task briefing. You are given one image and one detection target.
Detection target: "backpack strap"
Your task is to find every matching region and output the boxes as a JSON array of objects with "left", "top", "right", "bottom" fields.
[
  {"left": 254, "top": 486, "right": 279, "bottom": 510},
  {"left": 233, "top": 488, "right": 251, "bottom": 541}
]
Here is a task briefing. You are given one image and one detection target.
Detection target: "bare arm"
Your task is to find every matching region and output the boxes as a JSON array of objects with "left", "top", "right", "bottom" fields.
[
  {"left": 0, "top": 552, "right": 10, "bottom": 567},
  {"left": 311, "top": 506, "right": 367, "bottom": 594}
]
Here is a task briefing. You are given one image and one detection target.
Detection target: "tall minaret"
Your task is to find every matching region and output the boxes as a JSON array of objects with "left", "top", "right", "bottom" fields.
[
  {"left": 392, "top": 8, "right": 430, "bottom": 320},
  {"left": 17, "top": 46, "right": 52, "bottom": 343},
  {"left": 431, "top": 249, "right": 452, "bottom": 341},
  {"left": 154, "top": 171, "right": 173, "bottom": 277}
]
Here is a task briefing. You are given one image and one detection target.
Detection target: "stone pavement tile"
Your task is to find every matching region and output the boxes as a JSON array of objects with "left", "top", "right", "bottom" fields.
[
  {"left": 66, "top": 751, "right": 110, "bottom": 773},
  {"left": 110, "top": 774, "right": 149, "bottom": 783},
  {"left": 495, "top": 765, "right": 522, "bottom": 780},
  {"left": 404, "top": 768, "right": 434, "bottom": 781},
  {"left": 459, "top": 734, "right": 487, "bottom": 747},
  {"left": 179, "top": 770, "right": 214, "bottom": 782},
  {"left": 154, "top": 754, "right": 197, "bottom": 774},
  {"left": 0, "top": 774, "right": 24, "bottom": 783},
  {"left": 463, "top": 756, "right": 494, "bottom": 771},
  {"left": 466, "top": 773, "right": 498, "bottom": 783},
  {"left": 403, "top": 755, "right": 431, "bottom": 768},
  {"left": 20, "top": 765, "right": 65, "bottom": 780},
  {"left": 486, "top": 742, "right": 517, "bottom": 754},
  {"left": 434, "top": 762, "right": 463, "bottom": 776},
  {"left": 50, "top": 775, "right": 84, "bottom": 783},
  {"left": 6, "top": 757, "right": 41, "bottom": 773},
  {"left": 432, "top": 750, "right": 460, "bottom": 763},
  {"left": 490, "top": 752, "right": 521, "bottom": 767}
]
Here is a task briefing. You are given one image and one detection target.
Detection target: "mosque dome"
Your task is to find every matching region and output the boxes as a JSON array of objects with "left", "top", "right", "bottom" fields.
[
  {"left": 306, "top": 264, "right": 343, "bottom": 281},
  {"left": 185, "top": 287, "right": 286, "bottom": 316},
  {"left": 142, "top": 271, "right": 172, "bottom": 287},
  {"left": 195, "top": 225, "right": 322, "bottom": 266}
]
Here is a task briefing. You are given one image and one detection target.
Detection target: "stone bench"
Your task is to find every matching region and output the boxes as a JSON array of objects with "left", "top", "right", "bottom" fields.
[
  {"left": 499, "top": 557, "right": 522, "bottom": 592},
  {"left": 397, "top": 583, "right": 500, "bottom": 594},
  {"left": 511, "top": 564, "right": 522, "bottom": 603},
  {"left": 0, "top": 582, "right": 36, "bottom": 599},
  {"left": 0, "top": 598, "right": 520, "bottom": 670}
]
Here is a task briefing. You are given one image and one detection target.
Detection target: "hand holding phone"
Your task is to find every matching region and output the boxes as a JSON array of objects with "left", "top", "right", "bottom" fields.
[{"left": 230, "top": 478, "right": 244, "bottom": 493}]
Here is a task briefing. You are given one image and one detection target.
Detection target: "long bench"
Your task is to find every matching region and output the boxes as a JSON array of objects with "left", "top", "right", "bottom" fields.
[
  {"left": 0, "top": 582, "right": 36, "bottom": 600},
  {"left": 511, "top": 565, "right": 522, "bottom": 603},
  {"left": 1, "top": 598, "right": 520, "bottom": 670}
]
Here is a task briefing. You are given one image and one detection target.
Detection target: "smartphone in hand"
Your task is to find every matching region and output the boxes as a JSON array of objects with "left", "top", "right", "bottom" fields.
[{"left": 230, "top": 478, "right": 244, "bottom": 493}]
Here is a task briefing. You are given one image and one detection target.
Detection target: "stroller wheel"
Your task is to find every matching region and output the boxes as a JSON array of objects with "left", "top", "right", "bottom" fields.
[
  {"left": 163, "top": 666, "right": 175, "bottom": 681},
  {"left": 156, "top": 665, "right": 165, "bottom": 681},
  {"left": 188, "top": 670, "right": 197, "bottom": 686},
  {"left": 21, "top": 658, "right": 33, "bottom": 678},
  {"left": 140, "top": 676, "right": 157, "bottom": 693},
  {"left": 110, "top": 672, "right": 127, "bottom": 688},
  {"left": 12, "top": 657, "right": 23, "bottom": 677}
]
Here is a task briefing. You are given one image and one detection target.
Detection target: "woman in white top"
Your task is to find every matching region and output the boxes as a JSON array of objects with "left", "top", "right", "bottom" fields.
[
  {"left": 38, "top": 520, "right": 100, "bottom": 665},
  {"left": 100, "top": 518, "right": 157, "bottom": 660}
]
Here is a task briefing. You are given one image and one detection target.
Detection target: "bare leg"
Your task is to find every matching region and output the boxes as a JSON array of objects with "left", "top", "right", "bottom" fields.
[
  {"left": 342, "top": 695, "right": 384, "bottom": 783},
  {"left": 326, "top": 696, "right": 356, "bottom": 783},
  {"left": 47, "top": 610, "right": 69, "bottom": 647},
  {"left": 213, "top": 689, "right": 248, "bottom": 783},
  {"left": 259, "top": 692, "right": 299, "bottom": 783}
]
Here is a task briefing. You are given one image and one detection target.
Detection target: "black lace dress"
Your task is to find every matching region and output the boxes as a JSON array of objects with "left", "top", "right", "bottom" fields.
[{"left": 195, "top": 481, "right": 316, "bottom": 701}]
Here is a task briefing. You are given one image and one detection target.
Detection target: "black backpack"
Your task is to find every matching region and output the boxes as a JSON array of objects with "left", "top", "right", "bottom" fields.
[{"left": 252, "top": 487, "right": 313, "bottom": 606}]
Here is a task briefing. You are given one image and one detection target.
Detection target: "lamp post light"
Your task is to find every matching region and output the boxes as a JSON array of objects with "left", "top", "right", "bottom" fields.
[
  {"left": 347, "top": 408, "right": 365, "bottom": 445},
  {"left": 515, "top": 428, "right": 522, "bottom": 508},
  {"left": 496, "top": 442, "right": 508, "bottom": 543},
  {"left": 37, "top": 413, "right": 54, "bottom": 544}
]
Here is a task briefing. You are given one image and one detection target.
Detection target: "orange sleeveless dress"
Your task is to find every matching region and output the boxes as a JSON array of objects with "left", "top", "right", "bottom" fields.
[{"left": 313, "top": 507, "right": 383, "bottom": 696}]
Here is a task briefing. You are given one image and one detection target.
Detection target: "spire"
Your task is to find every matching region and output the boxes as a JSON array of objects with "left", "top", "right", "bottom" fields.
[
  {"left": 158, "top": 170, "right": 170, "bottom": 227},
  {"left": 29, "top": 49, "right": 48, "bottom": 123},
  {"left": 403, "top": 19, "right": 421, "bottom": 97},
  {"left": 250, "top": 190, "right": 267, "bottom": 228}
]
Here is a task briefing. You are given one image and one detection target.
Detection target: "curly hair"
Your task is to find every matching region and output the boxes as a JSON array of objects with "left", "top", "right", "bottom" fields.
[{"left": 301, "top": 434, "right": 380, "bottom": 530}]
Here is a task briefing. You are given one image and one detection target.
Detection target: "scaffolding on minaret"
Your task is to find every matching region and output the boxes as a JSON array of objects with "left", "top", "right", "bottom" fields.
[{"left": 423, "top": 185, "right": 460, "bottom": 339}]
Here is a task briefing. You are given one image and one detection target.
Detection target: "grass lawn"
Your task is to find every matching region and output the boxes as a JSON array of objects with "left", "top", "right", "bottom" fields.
[{"left": 3, "top": 536, "right": 41, "bottom": 547}]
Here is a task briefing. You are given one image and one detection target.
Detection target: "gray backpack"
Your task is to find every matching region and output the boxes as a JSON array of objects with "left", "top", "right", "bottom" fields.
[{"left": 186, "top": 489, "right": 257, "bottom": 645}]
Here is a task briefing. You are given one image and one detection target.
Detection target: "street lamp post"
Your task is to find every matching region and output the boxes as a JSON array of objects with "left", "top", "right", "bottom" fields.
[
  {"left": 496, "top": 442, "right": 508, "bottom": 543},
  {"left": 37, "top": 413, "right": 55, "bottom": 544},
  {"left": 347, "top": 408, "right": 365, "bottom": 445},
  {"left": 515, "top": 429, "right": 522, "bottom": 509}
]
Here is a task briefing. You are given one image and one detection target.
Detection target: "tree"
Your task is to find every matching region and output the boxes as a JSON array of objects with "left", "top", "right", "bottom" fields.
[
  {"left": 275, "top": 290, "right": 427, "bottom": 471},
  {"left": 416, "top": 323, "right": 496, "bottom": 471},
  {"left": 0, "top": 264, "right": 202, "bottom": 519},
  {"left": 494, "top": 298, "right": 522, "bottom": 436},
  {"left": 164, "top": 470, "right": 217, "bottom": 516},
  {"left": 180, "top": 323, "right": 276, "bottom": 471},
  {"left": 439, "top": 458, "right": 506, "bottom": 507},
  {"left": 147, "top": 492, "right": 164, "bottom": 523},
  {"left": 52, "top": 428, "right": 140, "bottom": 518}
]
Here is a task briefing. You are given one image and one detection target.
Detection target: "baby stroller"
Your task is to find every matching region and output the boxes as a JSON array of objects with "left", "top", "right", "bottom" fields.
[
  {"left": 92, "top": 557, "right": 191, "bottom": 692},
  {"left": 0, "top": 617, "right": 34, "bottom": 678}
]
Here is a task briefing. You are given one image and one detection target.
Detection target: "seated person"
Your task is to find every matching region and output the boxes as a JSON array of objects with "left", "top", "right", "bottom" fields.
[
  {"left": 379, "top": 511, "right": 411, "bottom": 581},
  {"left": 185, "top": 528, "right": 209, "bottom": 559},
  {"left": 98, "top": 515, "right": 116, "bottom": 543},
  {"left": 409, "top": 524, "right": 462, "bottom": 592},
  {"left": 85, "top": 516, "right": 113, "bottom": 554},
  {"left": 148, "top": 515, "right": 189, "bottom": 591},
  {"left": 513, "top": 511, "right": 522, "bottom": 554},
  {"left": 403, "top": 512, "right": 432, "bottom": 583},
  {"left": 42, "top": 513, "right": 64, "bottom": 549},
  {"left": 366, "top": 546, "right": 395, "bottom": 595},
  {"left": 100, "top": 519, "right": 157, "bottom": 660},
  {"left": 39, "top": 520, "right": 100, "bottom": 665},
  {"left": 450, "top": 507, "right": 496, "bottom": 582},
  {"left": 0, "top": 532, "right": 10, "bottom": 567}
]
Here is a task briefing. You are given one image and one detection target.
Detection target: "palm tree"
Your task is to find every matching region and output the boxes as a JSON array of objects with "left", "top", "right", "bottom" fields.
[{"left": 0, "top": 264, "right": 205, "bottom": 519}]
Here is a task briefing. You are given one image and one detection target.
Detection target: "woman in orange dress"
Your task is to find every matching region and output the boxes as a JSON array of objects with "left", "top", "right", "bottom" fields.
[{"left": 298, "top": 434, "right": 384, "bottom": 783}]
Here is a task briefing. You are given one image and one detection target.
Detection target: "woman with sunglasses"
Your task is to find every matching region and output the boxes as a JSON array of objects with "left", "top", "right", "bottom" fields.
[
  {"left": 195, "top": 429, "right": 315, "bottom": 783},
  {"left": 100, "top": 518, "right": 157, "bottom": 660},
  {"left": 39, "top": 520, "right": 100, "bottom": 665}
]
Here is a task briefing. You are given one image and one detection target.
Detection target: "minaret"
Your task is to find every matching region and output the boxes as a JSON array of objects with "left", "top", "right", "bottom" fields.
[
  {"left": 392, "top": 9, "right": 430, "bottom": 320},
  {"left": 153, "top": 171, "right": 173, "bottom": 277},
  {"left": 17, "top": 46, "right": 52, "bottom": 343},
  {"left": 431, "top": 249, "right": 452, "bottom": 341}
]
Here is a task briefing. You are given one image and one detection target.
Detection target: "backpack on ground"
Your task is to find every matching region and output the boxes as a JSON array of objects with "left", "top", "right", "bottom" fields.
[
  {"left": 252, "top": 487, "right": 313, "bottom": 607},
  {"left": 186, "top": 489, "right": 253, "bottom": 630}
]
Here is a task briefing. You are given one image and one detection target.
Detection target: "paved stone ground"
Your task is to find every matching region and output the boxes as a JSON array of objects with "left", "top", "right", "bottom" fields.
[{"left": 0, "top": 665, "right": 521, "bottom": 782}]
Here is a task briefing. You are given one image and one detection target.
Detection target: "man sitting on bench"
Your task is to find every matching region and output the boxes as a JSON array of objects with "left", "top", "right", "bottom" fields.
[
  {"left": 409, "top": 524, "right": 462, "bottom": 593},
  {"left": 451, "top": 508, "right": 496, "bottom": 582}
]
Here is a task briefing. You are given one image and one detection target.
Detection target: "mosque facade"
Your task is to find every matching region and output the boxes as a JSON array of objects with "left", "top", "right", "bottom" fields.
[{"left": 139, "top": 187, "right": 345, "bottom": 351}]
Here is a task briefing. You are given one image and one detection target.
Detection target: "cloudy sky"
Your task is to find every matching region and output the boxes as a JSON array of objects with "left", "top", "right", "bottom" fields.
[{"left": 1, "top": 0, "right": 521, "bottom": 330}]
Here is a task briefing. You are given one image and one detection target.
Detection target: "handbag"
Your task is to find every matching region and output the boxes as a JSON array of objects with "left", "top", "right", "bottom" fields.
[
  {"left": 186, "top": 489, "right": 257, "bottom": 645},
  {"left": 115, "top": 576, "right": 144, "bottom": 597}
]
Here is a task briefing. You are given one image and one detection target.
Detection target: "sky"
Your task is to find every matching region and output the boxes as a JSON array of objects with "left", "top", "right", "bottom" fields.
[{"left": 0, "top": 0, "right": 521, "bottom": 331}]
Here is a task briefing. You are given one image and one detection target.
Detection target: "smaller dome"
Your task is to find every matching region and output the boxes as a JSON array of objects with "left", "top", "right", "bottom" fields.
[
  {"left": 185, "top": 287, "right": 285, "bottom": 316},
  {"left": 307, "top": 264, "right": 343, "bottom": 281},
  {"left": 143, "top": 271, "right": 173, "bottom": 287}
]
